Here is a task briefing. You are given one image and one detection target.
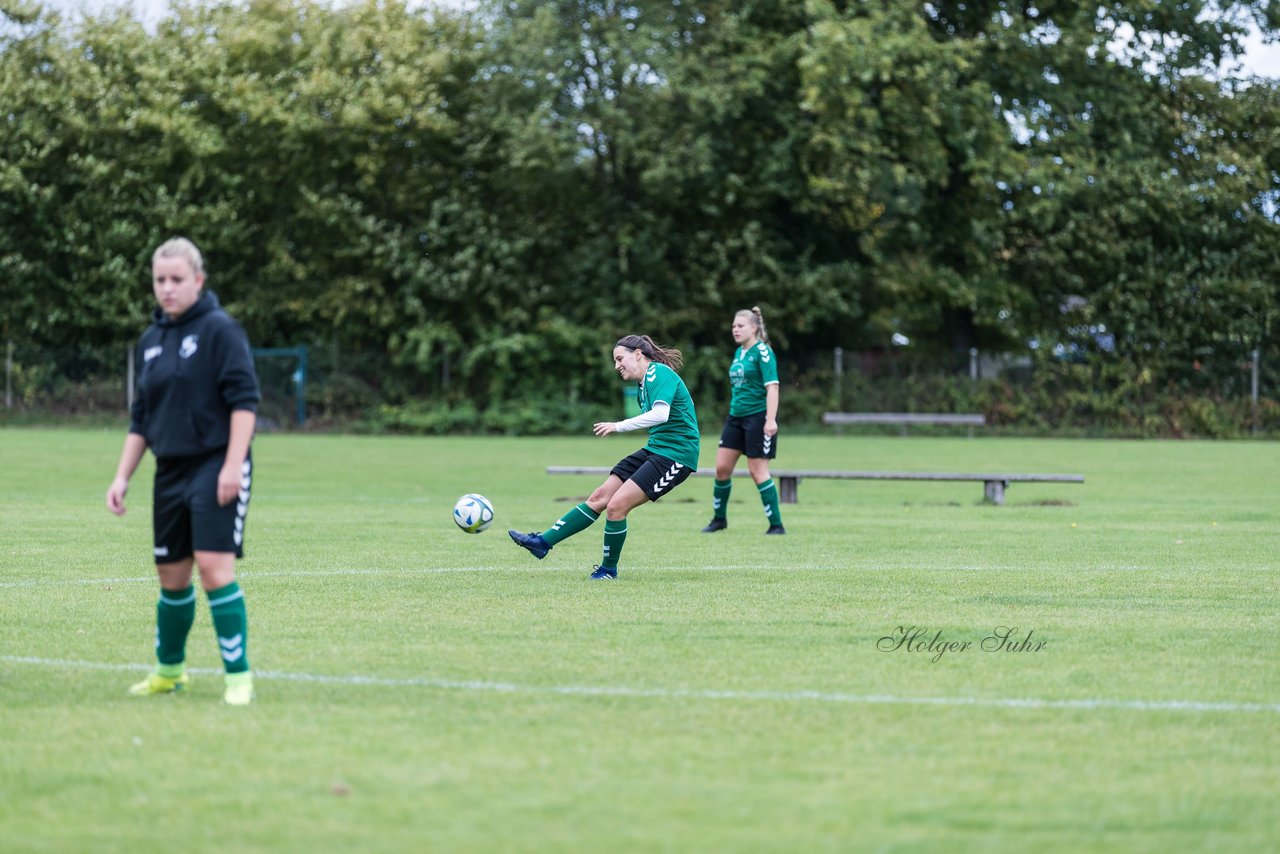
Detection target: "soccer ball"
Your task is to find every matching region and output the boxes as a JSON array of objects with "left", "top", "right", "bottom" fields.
[{"left": 453, "top": 493, "right": 495, "bottom": 534}]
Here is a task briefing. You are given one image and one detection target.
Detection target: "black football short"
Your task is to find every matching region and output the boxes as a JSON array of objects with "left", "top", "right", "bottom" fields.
[
  {"left": 610, "top": 448, "right": 693, "bottom": 502},
  {"left": 718, "top": 411, "right": 777, "bottom": 459},
  {"left": 152, "top": 449, "right": 252, "bottom": 561}
]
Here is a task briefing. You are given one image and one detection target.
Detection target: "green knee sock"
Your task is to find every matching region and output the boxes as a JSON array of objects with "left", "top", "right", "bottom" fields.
[
  {"left": 156, "top": 585, "right": 196, "bottom": 668},
  {"left": 712, "top": 479, "right": 732, "bottom": 519},
  {"left": 207, "top": 581, "right": 250, "bottom": 675},
  {"left": 542, "top": 502, "right": 600, "bottom": 546},
  {"left": 758, "top": 479, "right": 783, "bottom": 527},
  {"left": 601, "top": 518, "right": 628, "bottom": 569}
]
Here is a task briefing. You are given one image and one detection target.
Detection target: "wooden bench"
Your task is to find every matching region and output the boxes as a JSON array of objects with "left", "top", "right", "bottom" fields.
[
  {"left": 823, "top": 411, "right": 986, "bottom": 437},
  {"left": 546, "top": 466, "right": 1083, "bottom": 506}
]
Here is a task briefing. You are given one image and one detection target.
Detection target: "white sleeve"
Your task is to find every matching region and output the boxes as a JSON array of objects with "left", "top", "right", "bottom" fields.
[{"left": 613, "top": 401, "right": 670, "bottom": 432}]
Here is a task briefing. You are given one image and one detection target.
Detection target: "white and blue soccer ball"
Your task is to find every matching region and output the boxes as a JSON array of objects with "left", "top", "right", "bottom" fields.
[{"left": 453, "top": 493, "right": 495, "bottom": 534}]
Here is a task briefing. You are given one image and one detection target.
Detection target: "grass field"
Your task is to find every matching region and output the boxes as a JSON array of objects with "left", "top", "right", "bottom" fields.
[{"left": 2, "top": 427, "right": 1278, "bottom": 852}]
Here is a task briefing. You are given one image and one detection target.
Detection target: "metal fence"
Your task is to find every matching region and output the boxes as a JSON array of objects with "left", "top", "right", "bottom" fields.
[
  {"left": 3, "top": 339, "right": 1275, "bottom": 436},
  {"left": 3, "top": 342, "right": 315, "bottom": 427}
]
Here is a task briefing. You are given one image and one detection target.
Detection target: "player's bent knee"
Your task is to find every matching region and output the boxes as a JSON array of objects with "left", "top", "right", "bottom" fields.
[{"left": 604, "top": 495, "right": 642, "bottom": 521}]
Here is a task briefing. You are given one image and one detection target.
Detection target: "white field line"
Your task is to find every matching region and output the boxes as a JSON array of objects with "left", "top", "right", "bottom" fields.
[
  {"left": 0, "top": 568, "right": 510, "bottom": 587},
  {"left": 0, "top": 563, "right": 1159, "bottom": 588},
  {"left": 3, "top": 655, "right": 1277, "bottom": 715}
]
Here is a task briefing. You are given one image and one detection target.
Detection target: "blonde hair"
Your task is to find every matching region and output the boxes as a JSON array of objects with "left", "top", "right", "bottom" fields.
[
  {"left": 736, "top": 306, "right": 769, "bottom": 345},
  {"left": 152, "top": 237, "right": 205, "bottom": 276},
  {"left": 615, "top": 334, "right": 683, "bottom": 370}
]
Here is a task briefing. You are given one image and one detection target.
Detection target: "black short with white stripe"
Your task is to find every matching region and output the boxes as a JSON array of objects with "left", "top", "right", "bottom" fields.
[
  {"left": 718, "top": 411, "right": 777, "bottom": 459},
  {"left": 610, "top": 448, "right": 693, "bottom": 502},
  {"left": 153, "top": 447, "right": 252, "bottom": 560}
]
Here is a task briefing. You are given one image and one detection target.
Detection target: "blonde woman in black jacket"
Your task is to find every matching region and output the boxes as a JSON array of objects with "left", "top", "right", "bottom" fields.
[{"left": 107, "top": 237, "right": 260, "bottom": 706}]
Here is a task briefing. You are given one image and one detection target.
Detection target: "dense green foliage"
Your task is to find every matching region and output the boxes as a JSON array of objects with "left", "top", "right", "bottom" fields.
[{"left": 2, "top": 0, "right": 1278, "bottom": 430}]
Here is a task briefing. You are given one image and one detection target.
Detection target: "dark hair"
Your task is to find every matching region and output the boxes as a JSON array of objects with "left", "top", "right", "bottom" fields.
[
  {"left": 736, "top": 306, "right": 770, "bottom": 345},
  {"left": 615, "top": 335, "right": 683, "bottom": 370}
]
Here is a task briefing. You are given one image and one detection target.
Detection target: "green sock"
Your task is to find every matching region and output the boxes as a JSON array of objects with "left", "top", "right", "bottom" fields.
[
  {"left": 156, "top": 585, "right": 196, "bottom": 667},
  {"left": 542, "top": 502, "right": 600, "bottom": 547},
  {"left": 758, "top": 479, "right": 783, "bottom": 527},
  {"left": 712, "top": 479, "right": 732, "bottom": 519},
  {"left": 207, "top": 581, "right": 250, "bottom": 675},
  {"left": 601, "top": 518, "right": 627, "bottom": 569}
]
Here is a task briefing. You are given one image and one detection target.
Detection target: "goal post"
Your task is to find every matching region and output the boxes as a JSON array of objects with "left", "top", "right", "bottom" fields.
[{"left": 251, "top": 346, "right": 308, "bottom": 427}]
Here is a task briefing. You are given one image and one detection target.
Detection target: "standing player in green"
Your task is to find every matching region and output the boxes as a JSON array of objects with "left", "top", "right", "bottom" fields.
[
  {"left": 702, "top": 306, "right": 785, "bottom": 534},
  {"left": 509, "top": 335, "right": 700, "bottom": 580}
]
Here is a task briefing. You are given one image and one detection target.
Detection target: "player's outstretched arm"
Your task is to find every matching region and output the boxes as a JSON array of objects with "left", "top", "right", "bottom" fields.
[{"left": 600, "top": 402, "right": 670, "bottom": 437}]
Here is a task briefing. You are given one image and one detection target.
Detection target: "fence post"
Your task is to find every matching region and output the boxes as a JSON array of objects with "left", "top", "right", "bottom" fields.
[
  {"left": 1251, "top": 348, "right": 1260, "bottom": 436},
  {"left": 5, "top": 341, "right": 12, "bottom": 409},
  {"left": 832, "top": 346, "right": 844, "bottom": 435},
  {"left": 294, "top": 345, "right": 307, "bottom": 426},
  {"left": 833, "top": 346, "right": 844, "bottom": 404},
  {"left": 126, "top": 345, "right": 135, "bottom": 412}
]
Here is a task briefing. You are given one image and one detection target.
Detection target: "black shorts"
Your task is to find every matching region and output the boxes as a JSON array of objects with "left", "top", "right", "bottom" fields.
[
  {"left": 610, "top": 448, "right": 694, "bottom": 502},
  {"left": 152, "top": 449, "right": 252, "bottom": 561},
  {"left": 718, "top": 411, "right": 777, "bottom": 459}
]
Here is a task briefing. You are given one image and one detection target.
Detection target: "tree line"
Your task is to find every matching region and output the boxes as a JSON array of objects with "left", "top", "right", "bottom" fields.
[{"left": 2, "top": 0, "right": 1279, "bottom": 432}]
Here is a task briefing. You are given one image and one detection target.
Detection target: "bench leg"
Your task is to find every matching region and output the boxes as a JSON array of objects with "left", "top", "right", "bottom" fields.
[
  {"left": 983, "top": 480, "right": 1006, "bottom": 505},
  {"left": 778, "top": 476, "right": 798, "bottom": 504}
]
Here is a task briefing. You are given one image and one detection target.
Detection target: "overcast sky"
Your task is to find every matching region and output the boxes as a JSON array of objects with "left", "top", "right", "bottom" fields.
[{"left": 29, "top": 0, "right": 1280, "bottom": 79}]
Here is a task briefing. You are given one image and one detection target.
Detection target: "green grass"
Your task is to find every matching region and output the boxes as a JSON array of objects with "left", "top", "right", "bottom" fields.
[{"left": 2, "top": 428, "right": 1278, "bottom": 852}]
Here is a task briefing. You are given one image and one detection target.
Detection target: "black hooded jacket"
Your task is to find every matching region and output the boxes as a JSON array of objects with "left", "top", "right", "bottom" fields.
[{"left": 129, "top": 290, "right": 260, "bottom": 460}]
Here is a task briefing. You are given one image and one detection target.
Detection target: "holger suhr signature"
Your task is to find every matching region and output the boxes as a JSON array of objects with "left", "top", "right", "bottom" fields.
[{"left": 877, "top": 626, "right": 1047, "bottom": 663}]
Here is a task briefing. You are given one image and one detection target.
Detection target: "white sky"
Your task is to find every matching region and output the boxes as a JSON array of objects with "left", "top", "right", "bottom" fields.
[
  {"left": 1236, "top": 24, "right": 1280, "bottom": 77},
  {"left": 28, "top": 0, "right": 1280, "bottom": 79}
]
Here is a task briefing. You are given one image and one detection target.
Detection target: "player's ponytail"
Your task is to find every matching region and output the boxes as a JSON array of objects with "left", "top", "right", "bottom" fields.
[
  {"left": 735, "top": 307, "right": 770, "bottom": 345},
  {"left": 751, "top": 306, "right": 770, "bottom": 345},
  {"left": 616, "top": 334, "right": 684, "bottom": 371}
]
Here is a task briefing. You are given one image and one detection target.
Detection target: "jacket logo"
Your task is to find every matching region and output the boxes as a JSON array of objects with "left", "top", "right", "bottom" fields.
[
  {"left": 144, "top": 346, "right": 162, "bottom": 362},
  {"left": 179, "top": 335, "right": 198, "bottom": 359}
]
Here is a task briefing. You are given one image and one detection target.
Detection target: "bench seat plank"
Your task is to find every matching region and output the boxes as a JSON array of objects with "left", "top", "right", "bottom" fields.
[
  {"left": 545, "top": 466, "right": 1083, "bottom": 506},
  {"left": 822, "top": 412, "right": 986, "bottom": 426}
]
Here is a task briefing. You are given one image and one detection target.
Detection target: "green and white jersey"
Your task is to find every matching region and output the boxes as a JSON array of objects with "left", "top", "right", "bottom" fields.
[
  {"left": 728, "top": 341, "right": 779, "bottom": 417},
  {"left": 637, "top": 362, "right": 700, "bottom": 469}
]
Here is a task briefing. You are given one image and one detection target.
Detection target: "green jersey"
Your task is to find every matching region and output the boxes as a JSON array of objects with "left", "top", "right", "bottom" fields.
[
  {"left": 728, "top": 341, "right": 779, "bottom": 416},
  {"left": 637, "top": 362, "right": 700, "bottom": 469}
]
